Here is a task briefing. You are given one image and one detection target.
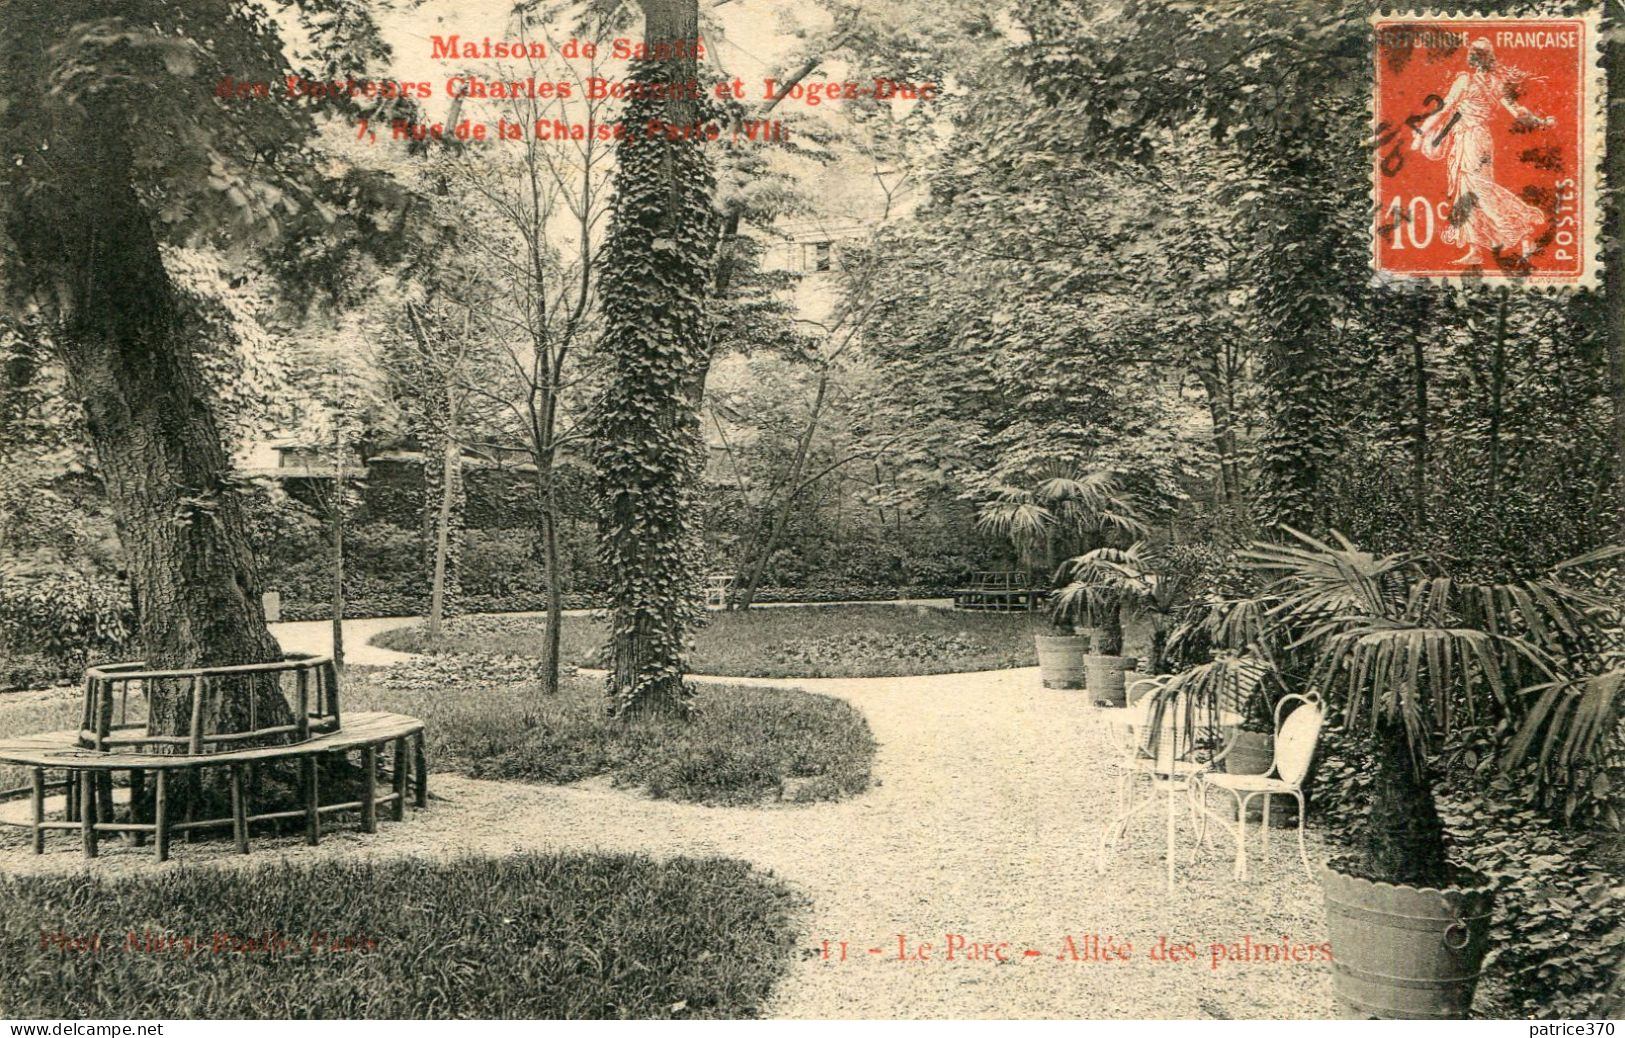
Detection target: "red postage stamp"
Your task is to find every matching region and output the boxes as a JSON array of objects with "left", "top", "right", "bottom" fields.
[{"left": 1371, "top": 11, "right": 1602, "bottom": 287}]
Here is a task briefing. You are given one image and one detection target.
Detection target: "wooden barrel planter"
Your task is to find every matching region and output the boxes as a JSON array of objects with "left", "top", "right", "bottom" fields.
[
  {"left": 1084, "top": 655, "right": 1137, "bottom": 707},
  {"left": 1035, "top": 634, "right": 1091, "bottom": 689},
  {"left": 1320, "top": 865, "right": 1496, "bottom": 1018},
  {"left": 0, "top": 654, "right": 426, "bottom": 862}
]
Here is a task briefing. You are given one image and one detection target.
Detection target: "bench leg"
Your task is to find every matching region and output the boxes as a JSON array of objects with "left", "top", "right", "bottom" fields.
[
  {"left": 130, "top": 768, "right": 146, "bottom": 846},
  {"left": 65, "top": 769, "right": 79, "bottom": 823},
  {"left": 361, "top": 746, "right": 377, "bottom": 834},
  {"left": 302, "top": 756, "right": 320, "bottom": 846},
  {"left": 80, "top": 771, "right": 97, "bottom": 858},
  {"left": 154, "top": 770, "right": 170, "bottom": 863},
  {"left": 412, "top": 731, "right": 428, "bottom": 808},
  {"left": 183, "top": 772, "right": 196, "bottom": 843},
  {"left": 229, "top": 764, "right": 249, "bottom": 854},
  {"left": 30, "top": 768, "right": 44, "bottom": 855},
  {"left": 95, "top": 772, "right": 114, "bottom": 833},
  {"left": 392, "top": 737, "right": 408, "bottom": 822}
]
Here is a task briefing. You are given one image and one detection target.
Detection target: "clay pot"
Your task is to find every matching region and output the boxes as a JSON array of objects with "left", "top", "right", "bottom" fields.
[
  {"left": 1224, "top": 729, "right": 1292, "bottom": 826},
  {"left": 1083, "top": 654, "right": 1137, "bottom": 706}
]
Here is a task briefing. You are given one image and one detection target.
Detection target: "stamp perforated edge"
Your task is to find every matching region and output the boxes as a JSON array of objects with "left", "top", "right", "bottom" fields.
[{"left": 1368, "top": 7, "right": 1603, "bottom": 291}]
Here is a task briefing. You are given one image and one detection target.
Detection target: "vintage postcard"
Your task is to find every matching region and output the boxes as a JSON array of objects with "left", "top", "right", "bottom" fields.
[{"left": 0, "top": 0, "right": 1621, "bottom": 1027}]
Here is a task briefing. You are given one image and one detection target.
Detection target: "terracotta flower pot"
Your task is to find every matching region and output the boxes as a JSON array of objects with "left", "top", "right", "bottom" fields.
[
  {"left": 1320, "top": 863, "right": 1495, "bottom": 1019},
  {"left": 1035, "top": 634, "right": 1090, "bottom": 689}
]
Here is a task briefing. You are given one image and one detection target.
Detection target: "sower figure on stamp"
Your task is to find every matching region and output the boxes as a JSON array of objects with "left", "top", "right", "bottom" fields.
[{"left": 1412, "top": 37, "right": 1554, "bottom": 265}]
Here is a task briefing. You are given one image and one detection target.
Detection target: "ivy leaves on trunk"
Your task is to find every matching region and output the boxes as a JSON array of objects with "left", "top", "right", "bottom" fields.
[{"left": 592, "top": 0, "right": 721, "bottom": 717}]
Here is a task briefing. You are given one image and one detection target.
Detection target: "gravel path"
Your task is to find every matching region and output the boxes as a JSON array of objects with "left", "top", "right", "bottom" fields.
[{"left": 0, "top": 662, "right": 1334, "bottom": 1019}]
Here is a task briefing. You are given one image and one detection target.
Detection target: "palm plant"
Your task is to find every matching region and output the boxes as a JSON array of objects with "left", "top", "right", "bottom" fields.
[
  {"left": 976, "top": 469, "right": 1145, "bottom": 635},
  {"left": 1052, "top": 540, "right": 1200, "bottom": 672},
  {"left": 1236, "top": 528, "right": 1623, "bottom": 887}
]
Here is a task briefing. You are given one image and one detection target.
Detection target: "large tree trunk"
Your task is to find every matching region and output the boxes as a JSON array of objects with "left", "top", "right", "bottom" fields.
[
  {"left": 1608, "top": 12, "right": 1625, "bottom": 545},
  {"left": 593, "top": 0, "right": 720, "bottom": 718},
  {"left": 54, "top": 151, "right": 292, "bottom": 742}
]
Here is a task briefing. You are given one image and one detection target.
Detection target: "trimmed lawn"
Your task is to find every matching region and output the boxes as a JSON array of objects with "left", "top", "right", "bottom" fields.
[
  {"left": 345, "top": 658, "right": 875, "bottom": 805},
  {"left": 0, "top": 853, "right": 803, "bottom": 1018},
  {"left": 373, "top": 604, "right": 1043, "bottom": 678}
]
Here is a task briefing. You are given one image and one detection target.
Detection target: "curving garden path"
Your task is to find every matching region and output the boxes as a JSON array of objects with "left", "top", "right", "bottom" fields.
[{"left": 0, "top": 614, "right": 1334, "bottom": 1019}]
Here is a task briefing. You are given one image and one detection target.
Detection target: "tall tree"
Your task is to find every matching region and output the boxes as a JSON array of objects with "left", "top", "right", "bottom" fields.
[
  {"left": 0, "top": 0, "right": 407, "bottom": 742},
  {"left": 592, "top": 0, "right": 721, "bottom": 716}
]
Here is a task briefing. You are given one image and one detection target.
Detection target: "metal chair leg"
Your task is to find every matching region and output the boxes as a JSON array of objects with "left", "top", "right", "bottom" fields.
[
  {"left": 1295, "top": 792, "right": 1312, "bottom": 877},
  {"left": 1235, "top": 792, "right": 1254, "bottom": 880},
  {"left": 1261, "top": 793, "right": 1272, "bottom": 856}
]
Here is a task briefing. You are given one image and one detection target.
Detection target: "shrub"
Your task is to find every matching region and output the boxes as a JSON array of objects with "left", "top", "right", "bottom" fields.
[
  {"left": 0, "top": 652, "right": 79, "bottom": 693},
  {"left": 0, "top": 571, "right": 130, "bottom": 669}
]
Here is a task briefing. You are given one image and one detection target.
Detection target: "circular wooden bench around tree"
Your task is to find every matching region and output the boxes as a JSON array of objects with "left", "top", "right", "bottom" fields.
[{"left": 0, "top": 654, "right": 427, "bottom": 862}]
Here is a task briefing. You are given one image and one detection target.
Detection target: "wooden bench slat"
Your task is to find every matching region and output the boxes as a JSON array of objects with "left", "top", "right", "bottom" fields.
[{"left": 0, "top": 712, "right": 426, "bottom": 770}]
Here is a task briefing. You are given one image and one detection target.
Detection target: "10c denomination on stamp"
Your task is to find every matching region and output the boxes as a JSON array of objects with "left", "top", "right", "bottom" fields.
[{"left": 1371, "top": 11, "right": 1601, "bottom": 287}]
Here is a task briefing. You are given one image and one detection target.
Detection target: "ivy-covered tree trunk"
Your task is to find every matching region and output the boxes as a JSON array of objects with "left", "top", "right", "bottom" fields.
[
  {"left": 593, "top": 0, "right": 721, "bottom": 717},
  {"left": 49, "top": 147, "right": 292, "bottom": 739}
]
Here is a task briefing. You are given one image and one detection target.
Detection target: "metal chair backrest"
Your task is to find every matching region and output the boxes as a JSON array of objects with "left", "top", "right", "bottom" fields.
[
  {"left": 1271, "top": 691, "right": 1325, "bottom": 786},
  {"left": 1138, "top": 679, "right": 1235, "bottom": 775}
]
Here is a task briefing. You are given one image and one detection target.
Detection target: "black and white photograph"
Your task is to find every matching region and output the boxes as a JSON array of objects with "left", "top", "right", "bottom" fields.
[{"left": 0, "top": 0, "right": 1622, "bottom": 1023}]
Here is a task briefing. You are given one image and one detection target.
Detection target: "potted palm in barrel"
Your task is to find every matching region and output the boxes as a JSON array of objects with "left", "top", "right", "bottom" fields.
[
  {"left": 1052, "top": 540, "right": 1201, "bottom": 704},
  {"left": 1236, "top": 529, "right": 1622, "bottom": 1019},
  {"left": 976, "top": 469, "right": 1144, "bottom": 691}
]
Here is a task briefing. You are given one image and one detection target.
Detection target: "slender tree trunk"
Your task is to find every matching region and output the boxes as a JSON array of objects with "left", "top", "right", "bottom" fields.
[
  {"left": 1195, "top": 362, "right": 1241, "bottom": 512},
  {"left": 1607, "top": 11, "right": 1625, "bottom": 544},
  {"left": 737, "top": 369, "right": 830, "bottom": 609},
  {"left": 329, "top": 431, "right": 346, "bottom": 673},
  {"left": 427, "top": 426, "right": 459, "bottom": 639},
  {"left": 531, "top": 462, "right": 565, "bottom": 697},
  {"left": 53, "top": 149, "right": 291, "bottom": 741},
  {"left": 1487, "top": 290, "right": 1508, "bottom": 513},
  {"left": 1410, "top": 336, "right": 1429, "bottom": 533}
]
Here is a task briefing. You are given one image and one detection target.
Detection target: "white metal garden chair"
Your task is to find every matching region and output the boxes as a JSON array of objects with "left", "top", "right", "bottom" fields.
[
  {"left": 1190, "top": 691, "right": 1325, "bottom": 880},
  {"left": 1094, "top": 677, "right": 1240, "bottom": 890}
]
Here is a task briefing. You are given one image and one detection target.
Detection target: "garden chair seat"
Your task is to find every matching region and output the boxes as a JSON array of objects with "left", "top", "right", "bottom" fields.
[
  {"left": 1191, "top": 691, "right": 1324, "bottom": 880},
  {"left": 1200, "top": 771, "right": 1294, "bottom": 793}
]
